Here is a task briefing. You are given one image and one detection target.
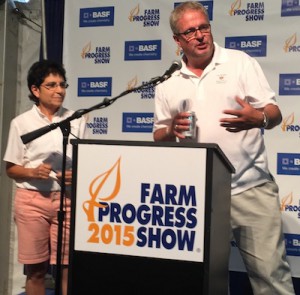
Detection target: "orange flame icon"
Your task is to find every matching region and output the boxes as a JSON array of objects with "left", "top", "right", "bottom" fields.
[
  {"left": 229, "top": 0, "right": 242, "bottom": 16},
  {"left": 127, "top": 76, "right": 138, "bottom": 91},
  {"left": 128, "top": 4, "right": 140, "bottom": 22},
  {"left": 280, "top": 192, "right": 293, "bottom": 211},
  {"left": 81, "top": 41, "right": 92, "bottom": 59},
  {"left": 83, "top": 157, "right": 121, "bottom": 222},
  {"left": 283, "top": 33, "right": 297, "bottom": 53},
  {"left": 281, "top": 113, "right": 294, "bottom": 131}
]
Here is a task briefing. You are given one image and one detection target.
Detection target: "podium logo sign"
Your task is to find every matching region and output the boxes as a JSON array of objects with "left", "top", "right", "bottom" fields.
[{"left": 74, "top": 144, "right": 207, "bottom": 262}]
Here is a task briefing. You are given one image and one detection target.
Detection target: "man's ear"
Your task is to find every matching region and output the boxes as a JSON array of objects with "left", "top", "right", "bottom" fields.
[{"left": 173, "top": 35, "right": 181, "bottom": 47}]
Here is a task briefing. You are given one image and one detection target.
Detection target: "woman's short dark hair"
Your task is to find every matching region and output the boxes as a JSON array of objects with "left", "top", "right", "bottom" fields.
[{"left": 27, "top": 60, "right": 67, "bottom": 104}]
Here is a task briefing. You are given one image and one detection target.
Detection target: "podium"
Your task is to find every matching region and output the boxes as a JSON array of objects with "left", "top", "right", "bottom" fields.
[{"left": 68, "top": 140, "right": 234, "bottom": 295}]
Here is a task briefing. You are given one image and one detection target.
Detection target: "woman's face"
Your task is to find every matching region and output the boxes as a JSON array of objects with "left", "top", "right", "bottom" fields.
[{"left": 31, "top": 73, "right": 67, "bottom": 114}]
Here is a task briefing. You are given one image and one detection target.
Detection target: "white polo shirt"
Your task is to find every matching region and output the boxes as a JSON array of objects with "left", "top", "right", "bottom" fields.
[
  {"left": 153, "top": 42, "right": 277, "bottom": 195},
  {"left": 4, "top": 105, "right": 87, "bottom": 191}
]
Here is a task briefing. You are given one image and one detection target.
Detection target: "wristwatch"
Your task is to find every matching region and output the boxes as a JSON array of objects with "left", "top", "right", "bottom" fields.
[{"left": 262, "top": 112, "right": 269, "bottom": 128}]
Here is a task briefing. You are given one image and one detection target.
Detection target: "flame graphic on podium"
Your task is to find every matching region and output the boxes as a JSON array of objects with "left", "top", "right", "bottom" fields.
[{"left": 83, "top": 157, "right": 121, "bottom": 222}]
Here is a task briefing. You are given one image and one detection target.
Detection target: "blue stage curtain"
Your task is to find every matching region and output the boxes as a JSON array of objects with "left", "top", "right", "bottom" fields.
[{"left": 42, "top": 0, "right": 64, "bottom": 63}]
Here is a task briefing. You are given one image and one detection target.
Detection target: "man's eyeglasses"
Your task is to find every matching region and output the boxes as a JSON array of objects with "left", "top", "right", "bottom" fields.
[
  {"left": 40, "top": 82, "right": 69, "bottom": 91},
  {"left": 177, "top": 24, "right": 211, "bottom": 40}
]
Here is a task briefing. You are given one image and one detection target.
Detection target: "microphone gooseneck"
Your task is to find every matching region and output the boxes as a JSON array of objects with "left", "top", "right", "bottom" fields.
[
  {"left": 161, "top": 60, "right": 182, "bottom": 82},
  {"left": 140, "top": 60, "right": 183, "bottom": 89}
]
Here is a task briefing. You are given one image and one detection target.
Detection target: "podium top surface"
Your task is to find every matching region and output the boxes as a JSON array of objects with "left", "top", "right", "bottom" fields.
[{"left": 71, "top": 139, "right": 235, "bottom": 173}]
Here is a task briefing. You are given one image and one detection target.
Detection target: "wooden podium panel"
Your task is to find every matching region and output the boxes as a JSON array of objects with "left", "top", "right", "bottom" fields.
[{"left": 68, "top": 140, "right": 234, "bottom": 295}]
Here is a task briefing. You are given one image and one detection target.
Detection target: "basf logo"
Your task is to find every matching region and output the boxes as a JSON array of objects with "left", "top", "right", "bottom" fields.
[
  {"left": 124, "top": 40, "right": 161, "bottom": 61},
  {"left": 80, "top": 6, "right": 114, "bottom": 27},
  {"left": 78, "top": 77, "right": 112, "bottom": 97},
  {"left": 122, "top": 113, "right": 154, "bottom": 133},
  {"left": 225, "top": 35, "right": 267, "bottom": 57},
  {"left": 277, "top": 153, "right": 300, "bottom": 175},
  {"left": 285, "top": 233, "right": 300, "bottom": 256},
  {"left": 279, "top": 74, "right": 300, "bottom": 95},
  {"left": 281, "top": 0, "right": 300, "bottom": 16}
]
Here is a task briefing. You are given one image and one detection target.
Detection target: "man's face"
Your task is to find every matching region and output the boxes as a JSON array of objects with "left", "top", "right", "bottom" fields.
[{"left": 173, "top": 10, "right": 214, "bottom": 62}]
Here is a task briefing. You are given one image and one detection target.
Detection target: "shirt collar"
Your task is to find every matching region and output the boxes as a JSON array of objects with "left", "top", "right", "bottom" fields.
[
  {"left": 178, "top": 42, "right": 228, "bottom": 77},
  {"left": 211, "top": 42, "right": 228, "bottom": 65},
  {"left": 33, "top": 104, "right": 65, "bottom": 119}
]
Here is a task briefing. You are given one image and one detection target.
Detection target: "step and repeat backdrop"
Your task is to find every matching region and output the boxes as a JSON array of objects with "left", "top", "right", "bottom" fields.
[{"left": 63, "top": 0, "right": 300, "bottom": 276}]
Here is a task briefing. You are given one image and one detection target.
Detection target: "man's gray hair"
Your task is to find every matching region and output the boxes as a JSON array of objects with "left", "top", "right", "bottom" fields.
[{"left": 169, "top": 1, "right": 209, "bottom": 35}]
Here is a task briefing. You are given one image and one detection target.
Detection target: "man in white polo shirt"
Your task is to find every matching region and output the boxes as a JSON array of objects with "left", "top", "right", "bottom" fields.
[{"left": 153, "top": 1, "right": 295, "bottom": 294}]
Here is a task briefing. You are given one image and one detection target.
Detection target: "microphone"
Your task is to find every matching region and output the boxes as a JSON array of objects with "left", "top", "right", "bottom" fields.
[
  {"left": 145, "top": 60, "right": 182, "bottom": 87},
  {"left": 21, "top": 123, "right": 59, "bottom": 144},
  {"left": 160, "top": 60, "right": 182, "bottom": 82}
]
